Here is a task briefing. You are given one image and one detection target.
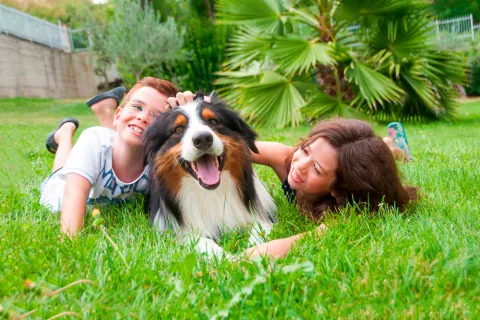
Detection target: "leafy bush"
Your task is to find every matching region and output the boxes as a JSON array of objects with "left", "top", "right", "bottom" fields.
[
  {"left": 466, "top": 54, "right": 480, "bottom": 96},
  {"left": 87, "top": 0, "right": 185, "bottom": 87},
  {"left": 171, "top": 21, "right": 232, "bottom": 92}
]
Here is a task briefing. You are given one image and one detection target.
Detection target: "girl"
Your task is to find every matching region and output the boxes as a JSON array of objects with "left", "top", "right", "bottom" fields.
[{"left": 247, "top": 118, "right": 417, "bottom": 258}]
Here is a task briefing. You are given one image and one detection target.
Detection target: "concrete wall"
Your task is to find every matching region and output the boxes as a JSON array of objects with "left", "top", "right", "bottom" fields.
[{"left": 0, "top": 33, "right": 98, "bottom": 98}]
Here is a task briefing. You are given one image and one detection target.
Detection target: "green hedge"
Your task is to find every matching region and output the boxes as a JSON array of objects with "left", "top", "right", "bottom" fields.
[{"left": 466, "top": 55, "right": 480, "bottom": 96}]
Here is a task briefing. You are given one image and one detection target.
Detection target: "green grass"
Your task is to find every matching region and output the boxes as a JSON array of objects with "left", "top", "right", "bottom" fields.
[{"left": 1, "top": 98, "right": 479, "bottom": 318}]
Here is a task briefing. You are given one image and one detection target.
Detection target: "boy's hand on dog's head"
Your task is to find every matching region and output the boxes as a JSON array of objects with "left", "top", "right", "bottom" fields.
[{"left": 166, "top": 91, "right": 211, "bottom": 110}]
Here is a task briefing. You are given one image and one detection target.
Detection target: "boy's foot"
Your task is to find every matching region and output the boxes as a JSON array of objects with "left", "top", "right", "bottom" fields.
[
  {"left": 45, "top": 118, "right": 79, "bottom": 154},
  {"left": 86, "top": 87, "right": 127, "bottom": 108}
]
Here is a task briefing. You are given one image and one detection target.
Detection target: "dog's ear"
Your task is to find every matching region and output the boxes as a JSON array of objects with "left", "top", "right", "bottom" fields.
[
  {"left": 221, "top": 107, "right": 259, "bottom": 154},
  {"left": 143, "top": 113, "right": 172, "bottom": 163},
  {"left": 194, "top": 91, "right": 205, "bottom": 101}
]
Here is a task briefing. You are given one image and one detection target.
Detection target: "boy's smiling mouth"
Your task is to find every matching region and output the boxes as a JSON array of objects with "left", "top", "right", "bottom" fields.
[{"left": 128, "top": 125, "right": 144, "bottom": 135}]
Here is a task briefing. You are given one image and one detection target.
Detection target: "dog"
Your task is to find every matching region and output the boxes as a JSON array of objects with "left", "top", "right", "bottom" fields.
[{"left": 143, "top": 93, "right": 276, "bottom": 256}]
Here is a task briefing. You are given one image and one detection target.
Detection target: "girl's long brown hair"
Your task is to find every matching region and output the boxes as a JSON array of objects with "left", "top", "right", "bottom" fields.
[{"left": 285, "top": 118, "right": 418, "bottom": 221}]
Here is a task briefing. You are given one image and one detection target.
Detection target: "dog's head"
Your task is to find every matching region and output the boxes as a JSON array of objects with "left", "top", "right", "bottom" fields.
[{"left": 144, "top": 93, "right": 258, "bottom": 190}]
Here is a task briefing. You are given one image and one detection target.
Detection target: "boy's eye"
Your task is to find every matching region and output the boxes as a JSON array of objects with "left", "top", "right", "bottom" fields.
[
  {"left": 209, "top": 119, "right": 218, "bottom": 125},
  {"left": 128, "top": 105, "right": 143, "bottom": 112},
  {"left": 174, "top": 126, "right": 184, "bottom": 133}
]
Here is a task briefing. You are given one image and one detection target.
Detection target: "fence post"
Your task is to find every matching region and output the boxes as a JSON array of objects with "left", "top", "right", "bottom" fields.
[
  {"left": 69, "top": 28, "right": 74, "bottom": 52},
  {"left": 470, "top": 14, "right": 475, "bottom": 41}
]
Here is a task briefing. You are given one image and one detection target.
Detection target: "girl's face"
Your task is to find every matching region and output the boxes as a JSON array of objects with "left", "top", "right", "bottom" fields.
[
  {"left": 288, "top": 138, "right": 338, "bottom": 200},
  {"left": 113, "top": 86, "right": 169, "bottom": 147}
]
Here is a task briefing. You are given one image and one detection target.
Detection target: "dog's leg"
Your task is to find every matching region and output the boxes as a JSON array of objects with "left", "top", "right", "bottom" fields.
[
  {"left": 194, "top": 236, "right": 234, "bottom": 260},
  {"left": 248, "top": 218, "right": 273, "bottom": 246}
]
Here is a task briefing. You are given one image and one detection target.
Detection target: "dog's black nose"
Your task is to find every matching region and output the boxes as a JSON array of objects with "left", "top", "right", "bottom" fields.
[{"left": 193, "top": 132, "right": 213, "bottom": 150}]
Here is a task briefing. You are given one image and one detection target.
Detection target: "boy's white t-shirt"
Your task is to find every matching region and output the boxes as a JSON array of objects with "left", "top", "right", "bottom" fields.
[{"left": 40, "top": 126, "right": 149, "bottom": 212}]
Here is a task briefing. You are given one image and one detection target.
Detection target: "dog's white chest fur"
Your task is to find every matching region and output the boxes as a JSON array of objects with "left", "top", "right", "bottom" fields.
[{"left": 176, "top": 172, "right": 273, "bottom": 239}]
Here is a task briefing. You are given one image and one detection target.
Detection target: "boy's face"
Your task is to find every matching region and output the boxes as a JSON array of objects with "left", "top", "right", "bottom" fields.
[{"left": 113, "top": 86, "right": 169, "bottom": 147}]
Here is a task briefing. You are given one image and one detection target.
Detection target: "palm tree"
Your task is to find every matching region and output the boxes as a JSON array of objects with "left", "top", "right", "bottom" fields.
[{"left": 215, "top": 0, "right": 466, "bottom": 127}]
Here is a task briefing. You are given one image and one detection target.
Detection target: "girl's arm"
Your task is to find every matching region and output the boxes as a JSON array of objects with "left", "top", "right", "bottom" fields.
[
  {"left": 60, "top": 173, "right": 92, "bottom": 236},
  {"left": 245, "top": 224, "right": 328, "bottom": 259},
  {"left": 252, "top": 141, "right": 295, "bottom": 181}
]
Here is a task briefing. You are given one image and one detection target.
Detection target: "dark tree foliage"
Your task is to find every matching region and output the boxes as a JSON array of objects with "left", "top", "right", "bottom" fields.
[{"left": 430, "top": 0, "right": 480, "bottom": 21}]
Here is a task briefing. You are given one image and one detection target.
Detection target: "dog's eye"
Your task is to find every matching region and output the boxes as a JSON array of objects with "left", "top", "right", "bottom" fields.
[
  {"left": 209, "top": 119, "right": 218, "bottom": 125},
  {"left": 174, "top": 126, "right": 184, "bottom": 133}
]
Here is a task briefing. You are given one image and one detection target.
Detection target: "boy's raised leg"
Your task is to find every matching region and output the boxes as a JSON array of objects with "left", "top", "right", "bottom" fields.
[
  {"left": 52, "top": 122, "right": 78, "bottom": 172},
  {"left": 87, "top": 87, "right": 127, "bottom": 130},
  {"left": 90, "top": 98, "right": 117, "bottom": 130}
]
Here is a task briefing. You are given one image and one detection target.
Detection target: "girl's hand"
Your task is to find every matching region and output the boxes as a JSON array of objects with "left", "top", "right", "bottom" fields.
[
  {"left": 316, "top": 223, "right": 328, "bottom": 235},
  {"left": 245, "top": 223, "right": 328, "bottom": 260},
  {"left": 166, "top": 91, "right": 211, "bottom": 110},
  {"left": 246, "top": 238, "right": 296, "bottom": 260}
]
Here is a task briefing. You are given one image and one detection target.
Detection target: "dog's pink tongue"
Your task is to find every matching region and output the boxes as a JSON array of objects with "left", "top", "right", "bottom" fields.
[{"left": 196, "top": 155, "right": 220, "bottom": 185}]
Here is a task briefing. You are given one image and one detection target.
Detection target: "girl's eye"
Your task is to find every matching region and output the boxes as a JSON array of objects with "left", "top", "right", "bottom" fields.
[
  {"left": 174, "top": 126, "right": 184, "bottom": 133},
  {"left": 302, "top": 146, "right": 308, "bottom": 155},
  {"left": 313, "top": 165, "right": 321, "bottom": 175},
  {"left": 209, "top": 119, "right": 218, "bottom": 125},
  {"left": 134, "top": 106, "right": 143, "bottom": 112}
]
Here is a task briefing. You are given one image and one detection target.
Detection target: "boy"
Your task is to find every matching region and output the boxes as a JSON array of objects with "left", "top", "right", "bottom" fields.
[{"left": 41, "top": 77, "right": 178, "bottom": 236}]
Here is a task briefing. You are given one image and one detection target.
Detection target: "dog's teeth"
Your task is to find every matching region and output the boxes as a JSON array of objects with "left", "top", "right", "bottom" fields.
[
  {"left": 192, "top": 161, "right": 197, "bottom": 172},
  {"left": 214, "top": 157, "right": 219, "bottom": 168}
]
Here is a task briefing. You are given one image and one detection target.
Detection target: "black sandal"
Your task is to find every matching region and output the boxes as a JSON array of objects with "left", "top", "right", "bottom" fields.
[
  {"left": 86, "top": 87, "right": 127, "bottom": 108},
  {"left": 45, "top": 118, "right": 80, "bottom": 154}
]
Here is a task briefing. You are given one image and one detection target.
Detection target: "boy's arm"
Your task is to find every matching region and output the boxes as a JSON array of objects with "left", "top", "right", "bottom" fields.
[
  {"left": 60, "top": 173, "right": 92, "bottom": 236},
  {"left": 252, "top": 141, "right": 294, "bottom": 181}
]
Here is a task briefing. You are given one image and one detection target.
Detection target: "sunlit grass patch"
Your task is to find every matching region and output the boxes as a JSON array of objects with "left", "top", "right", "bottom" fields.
[{"left": 0, "top": 98, "right": 479, "bottom": 318}]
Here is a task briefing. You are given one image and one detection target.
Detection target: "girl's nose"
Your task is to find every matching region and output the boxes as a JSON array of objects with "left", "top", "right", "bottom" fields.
[{"left": 297, "top": 157, "right": 310, "bottom": 173}]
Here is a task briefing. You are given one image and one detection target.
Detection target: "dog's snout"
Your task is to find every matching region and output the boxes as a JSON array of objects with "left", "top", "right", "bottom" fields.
[{"left": 193, "top": 132, "right": 213, "bottom": 150}]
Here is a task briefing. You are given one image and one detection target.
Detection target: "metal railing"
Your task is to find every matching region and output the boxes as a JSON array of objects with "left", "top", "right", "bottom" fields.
[
  {"left": 0, "top": 3, "right": 69, "bottom": 51},
  {"left": 434, "top": 14, "right": 479, "bottom": 42}
]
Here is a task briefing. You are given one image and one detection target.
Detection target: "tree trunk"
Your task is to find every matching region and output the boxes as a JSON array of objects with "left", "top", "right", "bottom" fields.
[
  {"left": 315, "top": 65, "right": 338, "bottom": 98},
  {"left": 204, "top": 0, "right": 214, "bottom": 22},
  {"left": 315, "top": 65, "right": 353, "bottom": 101}
]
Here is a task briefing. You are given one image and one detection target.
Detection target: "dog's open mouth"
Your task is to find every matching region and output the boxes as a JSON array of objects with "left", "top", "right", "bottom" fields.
[{"left": 182, "top": 153, "right": 225, "bottom": 189}]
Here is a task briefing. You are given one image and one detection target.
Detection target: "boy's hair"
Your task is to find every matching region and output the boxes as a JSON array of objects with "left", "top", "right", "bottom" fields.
[{"left": 119, "top": 77, "right": 179, "bottom": 108}]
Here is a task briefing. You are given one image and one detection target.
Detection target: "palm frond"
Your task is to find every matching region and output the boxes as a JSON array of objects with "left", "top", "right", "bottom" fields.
[
  {"left": 365, "top": 16, "right": 432, "bottom": 58},
  {"left": 216, "top": 0, "right": 285, "bottom": 34},
  {"left": 301, "top": 92, "right": 349, "bottom": 119},
  {"left": 272, "top": 37, "right": 335, "bottom": 76},
  {"left": 345, "top": 62, "right": 404, "bottom": 109},
  {"left": 422, "top": 51, "right": 466, "bottom": 85},
  {"left": 335, "top": 0, "right": 428, "bottom": 23},
  {"left": 238, "top": 71, "right": 305, "bottom": 127},
  {"left": 215, "top": 69, "right": 262, "bottom": 105},
  {"left": 287, "top": 6, "right": 320, "bottom": 31},
  {"left": 223, "top": 27, "right": 271, "bottom": 70}
]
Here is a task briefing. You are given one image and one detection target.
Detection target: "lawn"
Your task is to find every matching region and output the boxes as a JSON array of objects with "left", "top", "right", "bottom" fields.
[{"left": 0, "top": 98, "right": 479, "bottom": 318}]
